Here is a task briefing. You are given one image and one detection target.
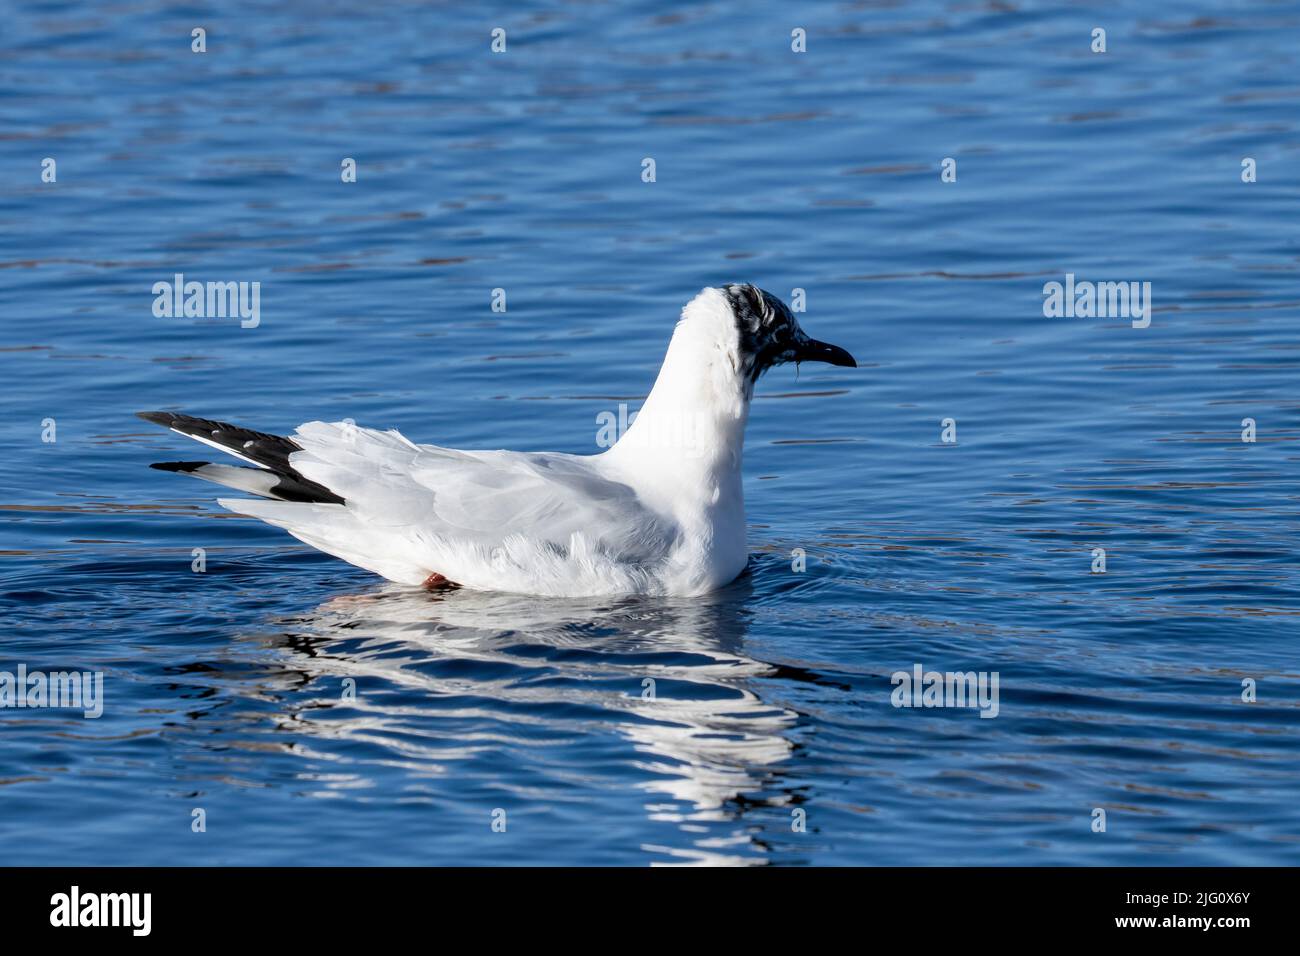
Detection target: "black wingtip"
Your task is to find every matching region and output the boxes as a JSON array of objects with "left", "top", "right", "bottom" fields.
[
  {"left": 149, "top": 461, "right": 209, "bottom": 473},
  {"left": 137, "top": 411, "right": 176, "bottom": 428}
]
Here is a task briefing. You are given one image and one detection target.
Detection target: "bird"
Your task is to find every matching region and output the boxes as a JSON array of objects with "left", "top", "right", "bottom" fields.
[{"left": 138, "top": 283, "right": 856, "bottom": 597}]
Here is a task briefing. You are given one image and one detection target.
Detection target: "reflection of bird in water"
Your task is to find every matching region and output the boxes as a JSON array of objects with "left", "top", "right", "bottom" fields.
[{"left": 269, "top": 579, "right": 805, "bottom": 864}]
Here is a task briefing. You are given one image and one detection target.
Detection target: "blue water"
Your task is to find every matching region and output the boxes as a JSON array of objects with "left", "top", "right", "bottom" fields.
[{"left": 2, "top": 1, "right": 1298, "bottom": 865}]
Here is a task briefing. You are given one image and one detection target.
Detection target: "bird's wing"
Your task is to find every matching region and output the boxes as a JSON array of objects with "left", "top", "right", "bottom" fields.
[{"left": 223, "top": 421, "right": 676, "bottom": 593}]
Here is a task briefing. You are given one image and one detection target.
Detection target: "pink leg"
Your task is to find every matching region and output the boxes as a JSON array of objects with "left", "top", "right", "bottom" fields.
[{"left": 422, "top": 572, "right": 458, "bottom": 591}]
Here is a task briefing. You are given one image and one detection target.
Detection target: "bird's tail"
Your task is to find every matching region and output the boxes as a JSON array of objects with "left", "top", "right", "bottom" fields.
[
  {"left": 137, "top": 411, "right": 344, "bottom": 504},
  {"left": 138, "top": 410, "right": 435, "bottom": 586}
]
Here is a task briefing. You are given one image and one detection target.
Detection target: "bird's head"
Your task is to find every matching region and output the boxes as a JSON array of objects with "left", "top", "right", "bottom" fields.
[
  {"left": 613, "top": 285, "right": 857, "bottom": 465},
  {"left": 718, "top": 283, "right": 856, "bottom": 383}
]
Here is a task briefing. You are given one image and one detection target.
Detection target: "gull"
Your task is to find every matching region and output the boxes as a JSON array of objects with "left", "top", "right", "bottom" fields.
[{"left": 138, "top": 284, "right": 856, "bottom": 597}]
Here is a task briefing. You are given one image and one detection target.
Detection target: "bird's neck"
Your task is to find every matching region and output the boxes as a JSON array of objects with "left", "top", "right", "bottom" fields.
[{"left": 604, "top": 319, "right": 751, "bottom": 488}]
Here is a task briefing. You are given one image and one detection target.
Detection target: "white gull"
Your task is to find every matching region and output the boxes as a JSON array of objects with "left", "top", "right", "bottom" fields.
[{"left": 139, "top": 284, "right": 856, "bottom": 597}]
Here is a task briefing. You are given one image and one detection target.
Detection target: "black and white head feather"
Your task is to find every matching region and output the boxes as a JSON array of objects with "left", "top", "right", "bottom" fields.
[
  {"left": 720, "top": 283, "right": 811, "bottom": 382},
  {"left": 666, "top": 283, "right": 855, "bottom": 417}
]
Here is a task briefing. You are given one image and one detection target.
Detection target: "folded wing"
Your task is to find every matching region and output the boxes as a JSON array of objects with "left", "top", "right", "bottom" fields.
[{"left": 222, "top": 421, "right": 676, "bottom": 594}]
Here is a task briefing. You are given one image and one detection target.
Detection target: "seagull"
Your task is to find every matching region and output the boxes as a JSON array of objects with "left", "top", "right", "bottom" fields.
[{"left": 138, "top": 284, "right": 856, "bottom": 597}]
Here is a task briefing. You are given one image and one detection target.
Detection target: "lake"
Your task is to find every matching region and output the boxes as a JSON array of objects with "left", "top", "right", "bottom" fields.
[{"left": 1, "top": 0, "right": 1297, "bottom": 865}]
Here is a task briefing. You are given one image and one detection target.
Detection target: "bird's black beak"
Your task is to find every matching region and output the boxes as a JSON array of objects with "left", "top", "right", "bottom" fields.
[{"left": 795, "top": 338, "right": 857, "bottom": 368}]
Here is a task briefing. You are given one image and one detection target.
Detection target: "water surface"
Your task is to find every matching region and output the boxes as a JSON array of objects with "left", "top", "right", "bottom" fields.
[{"left": 1, "top": 1, "right": 1298, "bottom": 864}]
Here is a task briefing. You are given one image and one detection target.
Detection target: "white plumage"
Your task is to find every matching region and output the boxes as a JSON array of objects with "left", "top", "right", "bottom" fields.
[{"left": 142, "top": 285, "right": 856, "bottom": 597}]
